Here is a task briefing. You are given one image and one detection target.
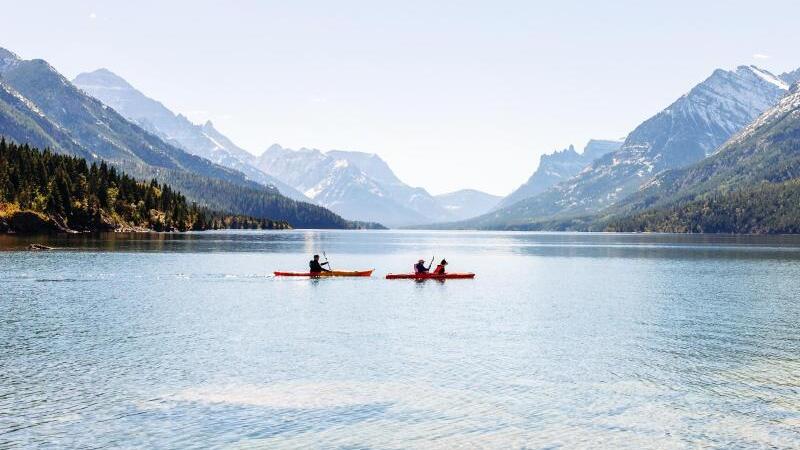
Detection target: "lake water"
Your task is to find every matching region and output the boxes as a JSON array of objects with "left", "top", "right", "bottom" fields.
[{"left": 2, "top": 230, "right": 800, "bottom": 449}]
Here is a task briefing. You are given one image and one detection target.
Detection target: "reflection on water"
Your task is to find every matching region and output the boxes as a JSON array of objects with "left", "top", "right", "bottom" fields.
[{"left": 2, "top": 230, "right": 800, "bottom": 448}]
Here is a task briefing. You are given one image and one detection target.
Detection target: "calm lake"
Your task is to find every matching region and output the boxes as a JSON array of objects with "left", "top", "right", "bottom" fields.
[{"left": 2, "top": 230, "right": 800, "bottom": 448}]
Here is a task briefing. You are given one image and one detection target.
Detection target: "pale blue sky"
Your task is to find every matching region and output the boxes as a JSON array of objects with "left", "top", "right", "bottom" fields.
[{"left": 3, "top": 1, "right": 799, "bottom": 195}]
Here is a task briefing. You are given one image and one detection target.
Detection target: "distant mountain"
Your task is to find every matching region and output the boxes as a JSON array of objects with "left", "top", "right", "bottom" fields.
[
  {"left": 326, "top": 150, "right": 401, "bottom": 185},
  {"left": 0, "top": 47, "right": 361, "bottom": 228},
  {"left": 435, "top": 189, "right": 501, "bottom": 221},
  {"left": 781, "top": 68, "right": 800, "bottom": 85},
  {"left": 256, "top": 145, "right": 491, "bottom": 227},
  {"left": 498, "top": 140, "right": 622, "bottom": 209},
  {"left": 456, "top": 65, "right": 791, "bottom": 229},
  {"left": 72, "top": 69, "right": 310, "bottom": 202},
  {"left": 606, "top": 82, "right": 800, "bottom": 233},
  {"left": 256, "top": 145, "right": 441, "bottom": 226},
  {"left": 325, "top": 150, "right": 451, "bottom": 221}
]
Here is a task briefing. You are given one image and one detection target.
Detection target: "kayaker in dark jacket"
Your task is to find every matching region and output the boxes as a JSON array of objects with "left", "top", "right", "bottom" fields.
[
  {"left": 432, "top": 259, "right": 448, "bottom": 275},
  {"left": 309, "top": 254, "right": 330, "bottom": 273},
  {"left": 414, "top": 259, "right": 430, "bottom": 274}
]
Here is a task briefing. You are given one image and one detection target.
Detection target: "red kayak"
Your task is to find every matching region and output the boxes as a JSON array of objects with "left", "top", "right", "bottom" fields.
[
  {"left": 385, "top": 273, "right": 475, "bottom": 280},
  {"left": 274, "top": 270, "right": 374, "bottom": 277}
]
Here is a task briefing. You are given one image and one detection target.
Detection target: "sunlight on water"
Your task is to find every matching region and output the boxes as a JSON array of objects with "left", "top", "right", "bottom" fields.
[{"left": 2, "top": 230, "right": 800, "bottom": 448}]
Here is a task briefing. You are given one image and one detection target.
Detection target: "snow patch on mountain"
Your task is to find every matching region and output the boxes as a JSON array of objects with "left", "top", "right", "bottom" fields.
[{"left": 747, "top": 65, "right": 789, "bottom": 90}]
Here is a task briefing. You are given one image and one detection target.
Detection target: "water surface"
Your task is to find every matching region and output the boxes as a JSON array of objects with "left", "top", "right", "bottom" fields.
[{"left": 2, "top": 231, "right": 800, "bottom": 448}]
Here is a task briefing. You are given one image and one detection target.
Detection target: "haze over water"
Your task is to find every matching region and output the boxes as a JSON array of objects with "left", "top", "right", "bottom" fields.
[{"left": 2, "top": 230, "right": 800, "bottom": 448}]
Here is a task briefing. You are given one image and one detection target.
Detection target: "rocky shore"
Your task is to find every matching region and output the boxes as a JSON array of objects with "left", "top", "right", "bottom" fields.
[{"left": 1, "top": 210, "right": 152, "bottom": 234}]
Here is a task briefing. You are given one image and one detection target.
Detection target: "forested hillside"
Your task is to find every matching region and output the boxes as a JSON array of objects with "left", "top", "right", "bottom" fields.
[
  {"left": 0, "top": 140, "right": 289, "bottom": 233},
  {"left": 604, "top": 180, "right": 800, "bottom": 233}
]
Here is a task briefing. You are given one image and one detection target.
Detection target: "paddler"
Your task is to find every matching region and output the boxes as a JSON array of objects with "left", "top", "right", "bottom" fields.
[
  {"left": 432, "top": 259, "right": 448, "bottom": 275},
  {"left": 414, "top": 258, "right": 431, "bottom": 274},
  {"left": 309, "top": 254, "right": 331, "bottom": 274}
]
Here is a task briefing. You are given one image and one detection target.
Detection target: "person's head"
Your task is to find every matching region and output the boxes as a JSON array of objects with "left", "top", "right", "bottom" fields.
[
  {"left": 418, "top": 259, "right": 425, "bottom": 263},
  {"left": 313, "top": 254, "right": 320, "bottom": 261},
  {"left": 440, "top": 259, "right": 448, "bottom": 265}
]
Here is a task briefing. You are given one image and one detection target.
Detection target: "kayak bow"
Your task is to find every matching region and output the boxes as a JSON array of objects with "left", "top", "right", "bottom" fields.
[
  {"left": 385, "top": 273, "right": 475, "bottom": 280},
  {"left": 274, "top": 270, "right": 374, "bottom": 277}
]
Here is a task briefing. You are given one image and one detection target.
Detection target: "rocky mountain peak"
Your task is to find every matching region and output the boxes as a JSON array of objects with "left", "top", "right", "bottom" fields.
[
  {"left": 264, "top": 143, "right": 284, "bottom": 153},
  {"left": 73, "top": 68, "right": 133, "bottom": 90},
  {"left": 781, "top": 68, "right": 800, "bottom": 85},
  {"left": 0, "top": 47, "right": 21, "bottom": 72}
]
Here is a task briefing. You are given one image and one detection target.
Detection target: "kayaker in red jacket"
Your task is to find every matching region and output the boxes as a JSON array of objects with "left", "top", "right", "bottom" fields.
[
  {"left": 432, "top": 259, "right": 448, "bottom": 275},
  {"left": 309, "top": 254, "right": 330, "bottom": 273}
]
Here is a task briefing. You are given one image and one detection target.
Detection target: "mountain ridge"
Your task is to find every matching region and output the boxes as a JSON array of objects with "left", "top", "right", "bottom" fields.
[
  {"left": 603, "top": 81, "right": 800, "bottom": 233},
  {"left": 256, "top": 145, "right": 434, "bottom": 226},
  {"left": 72, "top": 68, "right": 311, "bottom": 202},
  {"left": 498, "top": 139, "right": 623, "bottom": 209},
  {"left": 256, "top": 144, "right": 498, "bottom": 226},
  {"left": 449, "top": 64, "right": 792, "bottom": 229}
]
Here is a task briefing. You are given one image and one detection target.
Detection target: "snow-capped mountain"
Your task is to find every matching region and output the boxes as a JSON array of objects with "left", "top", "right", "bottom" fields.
[
  {"left": 607, "top": 81, "right": 800, "bottom": 231},
  {"left": 456, "top": 65, "right": 792, "bottom": 229},
  {"left": 498, "top": 140, "right": 622, "bottom": 209},
  {"left": 72, "top": 69, "right": 310, "bottom": 202},
  {"left": 256, "top": 145, "right": 493, "bottom": 226},
  {"left": 325, "top": 150, "right": 452, "bottom": 221}
]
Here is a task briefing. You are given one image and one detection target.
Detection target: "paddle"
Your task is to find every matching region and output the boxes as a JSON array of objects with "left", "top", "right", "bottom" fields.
[
  {"left": 323, "top": 251, "right": 332, "bottom": 270},
  {"left": 429, "top": 256, "right": 435, "bottom": 272}
]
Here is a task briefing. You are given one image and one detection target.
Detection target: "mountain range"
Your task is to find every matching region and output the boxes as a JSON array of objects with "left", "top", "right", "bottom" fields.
[
  {"left": 4, "top": 42, "right": 800, "bottom": 234},
  {"left": 255, "top": 145, "right": 500, "bottom": 226},
  {"left": 71, "top": 68, "right": 310, "bottom": 203},
  {"left": 452, "top": 65, "right": 796, "bottom": 229},
  {"left": 72, "top": 67, "right": 500, "bottom": 227},
  {"left": 0, "top": 47, "right": 359, "bottom": 228}
]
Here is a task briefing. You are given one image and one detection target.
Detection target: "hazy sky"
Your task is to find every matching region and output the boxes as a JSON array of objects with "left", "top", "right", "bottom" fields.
[{"left": 3, "top": 1, "right": 800, "bottom": 195}]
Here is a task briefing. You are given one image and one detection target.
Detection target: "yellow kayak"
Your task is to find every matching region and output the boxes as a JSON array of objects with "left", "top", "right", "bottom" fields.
[{"left": 274, "top": 270, "right": 374, "bottom": 277}]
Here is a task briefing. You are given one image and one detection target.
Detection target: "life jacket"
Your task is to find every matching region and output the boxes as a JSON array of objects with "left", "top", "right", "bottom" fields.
[{"left": 433, "top": 264, "right": 445, "bottom": 275}]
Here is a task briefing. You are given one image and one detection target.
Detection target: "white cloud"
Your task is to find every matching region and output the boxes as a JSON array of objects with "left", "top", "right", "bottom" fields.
[{"left": 752, "top": 53, "right": 770, "bottom": 60}]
